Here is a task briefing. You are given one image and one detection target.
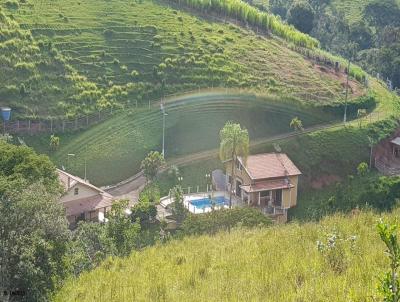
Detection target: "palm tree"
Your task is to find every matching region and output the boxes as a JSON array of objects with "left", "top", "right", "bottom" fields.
[
  {"left": 49, "top": 134, "right": 60, "bottom": 151},
  {"left": 219, "top": 122, "right": 249, "bottom": 209}
]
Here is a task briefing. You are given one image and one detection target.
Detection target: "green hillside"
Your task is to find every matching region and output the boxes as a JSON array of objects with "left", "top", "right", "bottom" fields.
[
  {"left": 330, "top": 0, "right": 400, "bottom": 23},
  {"left": 0, "top": 9, "right": 98, "bottom": 117},
  {"left": 26, "top": 93, "right": 337, "bottom": 186},
  {"left": 55, "top": 210, "right": 393, "bottom": 301},
  {"left": 0, "top": 0, "right": 367, "bottom": 117}
]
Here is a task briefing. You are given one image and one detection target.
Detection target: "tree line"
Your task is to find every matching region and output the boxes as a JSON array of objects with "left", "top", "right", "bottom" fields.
[{"left": 170, "top": 0, "right": 320, "bottom": 49}]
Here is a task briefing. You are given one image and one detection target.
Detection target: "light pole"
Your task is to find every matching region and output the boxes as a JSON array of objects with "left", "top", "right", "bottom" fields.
[
  {"left": 67, "top": 153, "right": 75, "bottom": 172},
  {"left": 161, "top": 103, "right": 168, "bottom": 157},
  {"left": 205, "top": 173, "right": 211, "bottom": 192},
  {"left": 343, "top": 59, "right": 351, "bottom": 123},
  {"left": 178, "top": 176, "right": 183, "bottom": 189}
]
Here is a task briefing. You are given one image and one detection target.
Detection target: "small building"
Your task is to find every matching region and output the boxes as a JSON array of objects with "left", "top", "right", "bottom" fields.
[
  {"left": 57, "top": 169, "right": 114, "bottom": 227},
  {"left": 374, "top": 133, "right": 400, "bottom": 176},
  {"left": 225, "top": 153, "right": 301, "bottom": 222}
]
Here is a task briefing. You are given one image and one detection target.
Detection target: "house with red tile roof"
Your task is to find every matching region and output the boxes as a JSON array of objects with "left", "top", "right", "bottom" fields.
[
  {"left": 57, "top": 169, "right": 114, "bottom": 226},
  {"left": 225, "top": 153, "right": 301, "bottom": 222}
]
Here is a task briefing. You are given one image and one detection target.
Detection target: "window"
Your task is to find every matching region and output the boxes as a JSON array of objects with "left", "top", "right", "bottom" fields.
[
  {"left": 74, "top": 187, "right": 79, "bottom": 195},
  {"left": 260, "top": 190, "right": 270, "bottom": 197},
  {"left": 274, "top": 189, "right": 282, "bottom": 206},
  {"left": 76, "top": 212, "right": 85, "bottom": 222}
]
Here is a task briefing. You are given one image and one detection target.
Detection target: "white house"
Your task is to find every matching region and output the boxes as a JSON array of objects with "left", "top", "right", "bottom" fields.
[{"left": 57, "top": 169, "right": 114, "bottom": 226}]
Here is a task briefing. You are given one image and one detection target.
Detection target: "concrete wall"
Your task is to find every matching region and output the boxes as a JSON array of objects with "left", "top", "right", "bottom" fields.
[
  {"left": 61, "top": 182, "right": 98, "bottom": 203},
  {"left": 282, "top": 176, "right": 299, "bottom": 208},
  {"left": 225, "top": 161, "right": 252, "bottom": 185}
]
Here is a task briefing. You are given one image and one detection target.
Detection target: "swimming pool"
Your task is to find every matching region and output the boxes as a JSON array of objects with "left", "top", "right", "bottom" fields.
[{"left": 189, "top": 196, "right": 228, "bottom": 212}]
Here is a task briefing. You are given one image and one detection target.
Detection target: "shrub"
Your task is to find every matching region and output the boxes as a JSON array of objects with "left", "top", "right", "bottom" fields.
[
  {"left": 131, "top": 70, "right": 139, "bottom": 79},
  {"left": 181, "top": 207, "right": 271, "bottom": 236},
  {"left": 5, "top": 0, "right": 19, "bottom": 9},
  {"left": 286, "top": 1, "right": 315, "bottom": 34},
  {"left": 357, "top": 162, "right": 369, "bottom": 176}
]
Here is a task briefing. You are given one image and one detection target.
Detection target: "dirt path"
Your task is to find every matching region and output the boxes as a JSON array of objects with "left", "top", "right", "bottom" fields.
[{"left": 105, "top": 120, "right": 345, "bottom": 201}]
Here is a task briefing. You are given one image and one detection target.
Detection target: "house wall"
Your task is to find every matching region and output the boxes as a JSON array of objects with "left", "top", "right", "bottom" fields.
[
  {"left": 226, "top": 161, "right": 300, "bottom": 209},
  {"left": 225, "top": 161, "right": 252, "bottom": 185},
  {"left": 282, "top": 176, "right": 299, "bottom": 208},
  {"left": 61, "top": 183, "right": 99, "bottom": 203}
]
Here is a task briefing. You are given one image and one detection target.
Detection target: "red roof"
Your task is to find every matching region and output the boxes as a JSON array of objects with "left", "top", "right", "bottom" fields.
[
  {"left": 239, "top": 153, "right": 301, "bottom": 180},
  {"left": 241, "top": 179, "right": 294, "bottom": 193}
]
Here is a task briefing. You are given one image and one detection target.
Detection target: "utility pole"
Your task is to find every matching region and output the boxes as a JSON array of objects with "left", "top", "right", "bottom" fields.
[
  {"left": 160, "top": 102, "right": 168, "bottom": 157},
  {"left": 344, "top": 59, "right": 350, "bottom": 123}
]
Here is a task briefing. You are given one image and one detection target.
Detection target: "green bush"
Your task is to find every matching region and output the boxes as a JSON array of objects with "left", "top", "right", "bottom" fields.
[
  {"left": 5, "top": 0, "right": 19, "bottom": 9},
  {"left": 181, "top": 207, "right": 272, "bottom": 236}
]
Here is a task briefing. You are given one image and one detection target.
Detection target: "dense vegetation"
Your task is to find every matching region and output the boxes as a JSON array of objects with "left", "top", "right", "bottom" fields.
[
  {"left": 0, "top": 141, "right": 69, "bottom": 300},
  {"left": 169, "top": 0, "right": 320, "bottom": 48},
  {"left": 246, "top": 0, "right": 400, "bottom": 89},
  {"left": 55, "top": 209, "right": 400, "bottom": 301},
  {"left": 0, "top": 0, "right": 367, "bottom": 118}
]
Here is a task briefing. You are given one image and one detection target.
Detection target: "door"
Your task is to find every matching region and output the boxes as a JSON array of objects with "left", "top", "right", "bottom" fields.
[
  {"left": 273, "top": 189, "right": 282, "bottom": 207},
  {"left": 236, "top": 179, "right": 242, "bottom": 197}
]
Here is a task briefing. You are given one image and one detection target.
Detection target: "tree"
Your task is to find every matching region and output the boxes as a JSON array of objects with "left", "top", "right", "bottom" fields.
[
  {"left": 287, "top": 1, "right": 315, "bottom": 34},
  {"left": 0, "top": 141, "right": 60, "bottom": 194},
  {"left": 170, "top": 185, "right": 186, "bottom": 224},
  {"left": 357, "top": 162, "right": 369, "bottom": 176},
  {"left": 106, "top": 199, "right": 141, "bottom": 256},
  {"left": 219, "top": 122, "right": 249, "bottom": 208},
  {"left": 0, "top": 141, "right": 68, "bottom": 300},
  {"left": 141, "top": 151, "right": 165, "bottom": 182},
  {"left": 290, "top": 117, "right": 304, "bottom": 132},
  {"left": 131, "top": 202, "right": 157, "bottom": 227},
  {"left": 0, "top": 183, "right": 71, "bottom": 301},
  {"left": 364, "top": 0, "right": 400, "bottom": 28},
  {"left": 69, "top": 222, "right": 116, "bottom": 276},
  {"left": 377, "top": 220, "right": 400, "bottom": 302},
  {"left": 50, "top": 134, "right": 60, "bottom": 151}
]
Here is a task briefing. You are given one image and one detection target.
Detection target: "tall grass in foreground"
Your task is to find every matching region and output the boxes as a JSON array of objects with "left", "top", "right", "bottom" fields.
[
  {"left": 55, "top": 210, "right": 397, "bottom": 301},
  {"left": 170, "top": 0, "right": 319, "bottom": 48}
]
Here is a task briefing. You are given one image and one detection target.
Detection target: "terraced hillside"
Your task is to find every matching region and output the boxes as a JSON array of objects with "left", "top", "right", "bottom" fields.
[
  {"left": 0, "top": 9, "right": 97, "bottom": 117},
  {"left": 1, "top": 0, "right": 365, "bottom": 116},
  {"left": 26, "top": 93, "right": 335, "bottom": 185}
]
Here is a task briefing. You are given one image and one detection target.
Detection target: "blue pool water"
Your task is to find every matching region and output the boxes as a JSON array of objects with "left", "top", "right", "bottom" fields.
[{"left": 190, "top": 196, "right": 228, "bottom": 209}]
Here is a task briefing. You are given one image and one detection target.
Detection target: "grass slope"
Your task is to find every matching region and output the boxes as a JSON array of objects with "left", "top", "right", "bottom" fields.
[
  {"left": 0, "top": 9, "right": 97, "bottom": 117},
  {"left": 55, "top": 210, "right": 394, "bottom": 301},
  {"left": 25, "top": 93, "right": 334, "bottom": 186},
  {"left": 1, "top": 0, "right": 364, "bottom": 115}
]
